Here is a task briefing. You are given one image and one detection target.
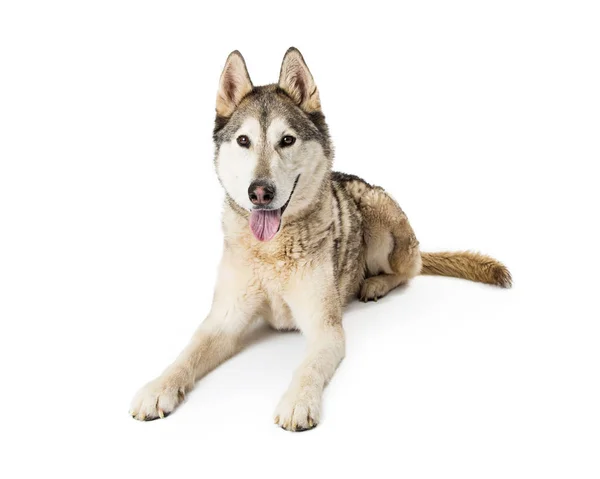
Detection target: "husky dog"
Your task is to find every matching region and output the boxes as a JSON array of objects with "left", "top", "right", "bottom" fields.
[{"left": 130, "top": 48, "right": 511, "bottom": 431}]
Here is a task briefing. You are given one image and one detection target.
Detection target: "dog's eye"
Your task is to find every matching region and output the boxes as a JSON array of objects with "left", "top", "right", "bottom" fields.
[
  {"left": 280, "top": 135, "right": 296, "bottom": 147},
  {"left": 237, "top": 135, "right": 250, "bottom": 147}
]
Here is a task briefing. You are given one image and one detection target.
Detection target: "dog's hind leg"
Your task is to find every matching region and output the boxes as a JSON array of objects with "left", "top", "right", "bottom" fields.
[
  {"left": 358, "top": 187, "right": 421, "bottom": 302},
  {"left": 130, "top": 249, "right": 263, "bottom": 421}
]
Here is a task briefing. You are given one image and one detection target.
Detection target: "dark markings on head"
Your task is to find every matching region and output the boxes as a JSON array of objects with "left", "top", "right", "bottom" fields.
[
  {"left": 253, "top": 142, "right": 272, "bottom": 179},
  {"left": 213, "top": 84, "right": 332, "bottom": 158}
]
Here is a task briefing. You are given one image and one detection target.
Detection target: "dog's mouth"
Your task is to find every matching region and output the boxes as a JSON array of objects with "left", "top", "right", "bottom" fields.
[{"left": 249, "top": 175, "right": 300, "bottom": 242}]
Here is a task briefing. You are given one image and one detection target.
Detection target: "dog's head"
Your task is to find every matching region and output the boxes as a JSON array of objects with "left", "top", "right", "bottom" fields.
[{"left": 213, "top": 48, "right": 332, "bottom": 242}]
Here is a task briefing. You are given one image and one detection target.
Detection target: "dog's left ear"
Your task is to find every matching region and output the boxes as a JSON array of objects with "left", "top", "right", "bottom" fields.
[{"left": 278, "top": 47, "right": 321, "bottom": 113}]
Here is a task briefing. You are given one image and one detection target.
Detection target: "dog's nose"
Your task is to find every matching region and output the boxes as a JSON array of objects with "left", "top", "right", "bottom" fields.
[{"left": 248, "top": 180, "right": 276, "bottom": 206}]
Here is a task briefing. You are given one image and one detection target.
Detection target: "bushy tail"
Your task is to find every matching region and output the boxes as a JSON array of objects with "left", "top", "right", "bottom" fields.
[{"left": 420, "top": 251, "right": 512, "bottom": 288}]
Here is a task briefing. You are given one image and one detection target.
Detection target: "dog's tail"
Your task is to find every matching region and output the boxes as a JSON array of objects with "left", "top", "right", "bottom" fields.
[{"left": 420, "top": 251, "right": 512, "bottom": 288}]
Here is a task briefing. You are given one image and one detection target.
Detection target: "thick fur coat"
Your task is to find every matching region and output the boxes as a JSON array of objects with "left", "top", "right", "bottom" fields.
[{"left": 130, "top": 48, "right": 511, "bottom": 431}]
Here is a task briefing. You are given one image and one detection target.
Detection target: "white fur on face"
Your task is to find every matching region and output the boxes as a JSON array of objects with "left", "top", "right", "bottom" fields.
[
  {"left": 216, "top": 116, "right": 326, "bottom": 212},
  {"left": 266, "top": 118, "right": 303, "bottom": 209},
  {"left": 216, "top": 117, "right": 261, "bottom": 210}
]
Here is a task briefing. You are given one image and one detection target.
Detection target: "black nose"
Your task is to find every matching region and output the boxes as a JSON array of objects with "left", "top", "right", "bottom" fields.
[{"left": 248, "top": 180, "right": 276, "bottom": 206}]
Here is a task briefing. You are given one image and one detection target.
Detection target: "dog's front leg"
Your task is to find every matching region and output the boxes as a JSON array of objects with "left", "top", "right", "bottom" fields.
[
  {"left": 130, "top": 251, "right": 261, "bottom": 421},
  {"left": 274, "top": 267, "right": 345, "bottom": 431}
]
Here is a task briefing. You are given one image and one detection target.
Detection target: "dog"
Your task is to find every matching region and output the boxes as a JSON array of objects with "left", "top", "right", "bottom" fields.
[{"left": 130, "top": 47, "right": 511, "bottom": 431}]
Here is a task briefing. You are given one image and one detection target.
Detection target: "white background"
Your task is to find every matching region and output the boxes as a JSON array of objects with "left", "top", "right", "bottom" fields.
[{"left": 1, "top": 1, "right": 599, "bottom": 477}]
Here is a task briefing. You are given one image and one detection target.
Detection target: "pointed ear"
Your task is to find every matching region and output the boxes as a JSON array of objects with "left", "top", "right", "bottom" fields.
[
  {"left": 278, "top": 47, "right": 321, "bottom": 113},
  {"left": 216, "top": 51, "right": 253, "bottom": 117}
]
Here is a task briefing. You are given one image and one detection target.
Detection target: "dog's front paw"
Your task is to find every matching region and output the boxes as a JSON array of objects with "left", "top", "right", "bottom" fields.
[
  {"left": 274, "top": 387, "right": 321, "bottom": 432},
  {"left": 129, "top": 374, "right": 187, "bottom": 421}
]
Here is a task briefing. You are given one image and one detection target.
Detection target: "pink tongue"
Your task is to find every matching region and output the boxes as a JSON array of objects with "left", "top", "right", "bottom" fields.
[{"left": 249, "top": 209, "right": 282, "bottom": 241}]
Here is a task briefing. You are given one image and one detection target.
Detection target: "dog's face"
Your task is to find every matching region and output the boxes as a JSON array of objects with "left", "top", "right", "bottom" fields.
[{"left": 213, "top": 48, "right": 332, "bottom": 241}]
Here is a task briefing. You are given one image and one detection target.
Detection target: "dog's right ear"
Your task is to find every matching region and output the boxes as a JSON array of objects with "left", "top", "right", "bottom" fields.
[{"left": 216, "top": 51, "right": 253, "bottom": 117}]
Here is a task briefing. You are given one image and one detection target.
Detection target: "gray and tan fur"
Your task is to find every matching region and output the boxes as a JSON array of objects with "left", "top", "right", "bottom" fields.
[{"left": 130, "top": 48, "right": 511, "bottom": 431}]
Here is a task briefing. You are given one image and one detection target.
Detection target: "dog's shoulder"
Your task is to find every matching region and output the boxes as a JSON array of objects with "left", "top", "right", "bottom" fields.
[
  {"left": 331, "top": 171, "right": 371, "bottom": 187},
  {"left": 330, "top": 170, "right": 384, "bottom": 205}
]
